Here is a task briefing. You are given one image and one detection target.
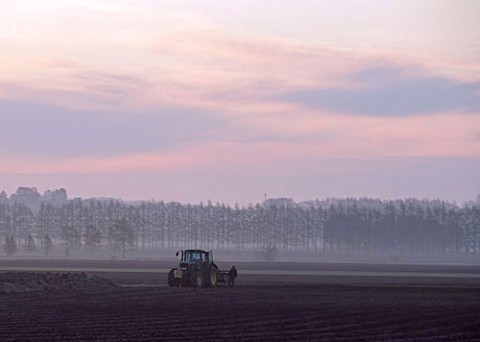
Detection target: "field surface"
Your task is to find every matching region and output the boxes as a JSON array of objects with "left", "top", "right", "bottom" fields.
[
  {"left": 0, "top": 259, "right": 479, "bottom": 341},
  {"left": 1, "top": 258, "right": 480, "bottom": 286}
]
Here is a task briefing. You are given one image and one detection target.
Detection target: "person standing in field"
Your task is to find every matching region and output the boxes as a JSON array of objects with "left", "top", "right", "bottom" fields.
[{"left": 229, "top": 266, "right": 237, "bottom": 287}]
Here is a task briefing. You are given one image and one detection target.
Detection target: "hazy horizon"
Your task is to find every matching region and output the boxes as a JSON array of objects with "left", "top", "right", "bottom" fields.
[{"left": 1, "top": 185, "right": 478, "bottom": 207}]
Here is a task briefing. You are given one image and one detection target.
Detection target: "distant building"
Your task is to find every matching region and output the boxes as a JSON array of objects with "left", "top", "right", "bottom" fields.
[
  {"left": 0, "top": 191, "right": 8, "bottom": 205},
  {"left": 10, "top": 187, "right": 43, "bottom": 212},
  {"left": 44, "top": 188, "right": 68, "bottom": 206},
  {"left": 5, "top": 187, "right": 68, "bottom": 213}
]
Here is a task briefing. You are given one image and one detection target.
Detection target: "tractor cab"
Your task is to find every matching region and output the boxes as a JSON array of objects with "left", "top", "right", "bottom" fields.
[{"left": 177, "top": 249, "right": 214, "bottom": 270}]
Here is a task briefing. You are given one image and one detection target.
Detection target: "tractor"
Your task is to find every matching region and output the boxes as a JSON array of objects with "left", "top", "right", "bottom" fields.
[{"left": 167, "top": 249, "right": 232, "bottom": 287}]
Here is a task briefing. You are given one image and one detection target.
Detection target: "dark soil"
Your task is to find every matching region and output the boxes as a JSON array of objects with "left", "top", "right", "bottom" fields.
[
  {"left": 0, "top": 260, "right": 479, "bottom": 341},
  {"left": 0, "top": 282, "right": 479, "bottom": 341},
  {"left": 0, "top": 272, "right": 116, "bottom": 293}
]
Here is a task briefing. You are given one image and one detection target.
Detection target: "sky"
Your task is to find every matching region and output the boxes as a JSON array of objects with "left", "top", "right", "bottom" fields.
[{"left": 0, "top": 0, "right": 479, "bottom": 204}]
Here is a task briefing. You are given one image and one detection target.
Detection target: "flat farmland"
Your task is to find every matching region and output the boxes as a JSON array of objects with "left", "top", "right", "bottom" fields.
[
  {"left": 0, "top": 259, "right": 479, "bottom": 341},
  {"left": 0, "top": 258, "right": 479, "bottom": 286}
]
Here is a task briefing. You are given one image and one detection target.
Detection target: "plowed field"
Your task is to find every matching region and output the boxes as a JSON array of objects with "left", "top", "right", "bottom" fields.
[
  {"left": 1, "top": 260, "right": 480, "bottom": 341},
  {"left": 1, "top": 282, "right": 479, "bottom": 340}
]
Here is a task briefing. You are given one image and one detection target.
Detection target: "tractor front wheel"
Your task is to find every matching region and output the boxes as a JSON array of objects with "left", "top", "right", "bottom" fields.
[{"left": 191, "top": 270, "right": 204, "bottom": 288}]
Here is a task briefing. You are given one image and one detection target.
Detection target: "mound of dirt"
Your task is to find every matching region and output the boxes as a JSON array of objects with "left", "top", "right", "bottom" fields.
[{"left": 0, "top": 272, "right": 117, "bottom": 293}]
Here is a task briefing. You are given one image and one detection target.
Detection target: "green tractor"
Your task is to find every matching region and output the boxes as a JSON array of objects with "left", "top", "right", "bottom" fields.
[{"left": 167, "top": 249, "right": 231, "bottom": 287}]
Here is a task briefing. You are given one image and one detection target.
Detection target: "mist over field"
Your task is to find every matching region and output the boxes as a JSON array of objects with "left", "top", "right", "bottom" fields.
[{"left": 1, "top": 187, "right": 479, "bottom": 264}]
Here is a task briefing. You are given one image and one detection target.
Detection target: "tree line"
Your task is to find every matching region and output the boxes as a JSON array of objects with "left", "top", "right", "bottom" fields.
[{"left": 0, "top": 196, "right": 479, "bottom": 258}]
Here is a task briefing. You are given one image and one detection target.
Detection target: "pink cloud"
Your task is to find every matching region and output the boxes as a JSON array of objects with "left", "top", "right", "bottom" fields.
[
  {"left": 1, "top": 109, "right": 478, "bottom": 177},
  {"left": 2, "top": 18, "right": 478, "bottom": 116}
]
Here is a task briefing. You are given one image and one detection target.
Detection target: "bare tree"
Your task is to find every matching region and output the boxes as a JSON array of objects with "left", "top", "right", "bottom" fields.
[
  {"left": 109, "top": 218, "right": 134, "bottom": 259},
  {"left": 5, "top": 236, "right": 17, "bottom": 257}
]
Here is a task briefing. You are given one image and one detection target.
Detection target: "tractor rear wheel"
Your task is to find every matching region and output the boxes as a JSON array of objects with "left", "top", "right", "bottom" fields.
[
  {"left": 207, "top": 269, "right": 218, "bottom": 287},
  {"left": 167, "top": 269, "right": 176, "bottom": 287}
]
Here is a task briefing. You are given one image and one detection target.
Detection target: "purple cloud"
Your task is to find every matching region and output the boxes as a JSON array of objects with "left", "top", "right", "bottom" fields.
[
  {"left": 0, "top": 100, "right": 225, "bottom": 158},
  {"left": 280, "top": 66, "right": 480, "bottom": 116}
]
